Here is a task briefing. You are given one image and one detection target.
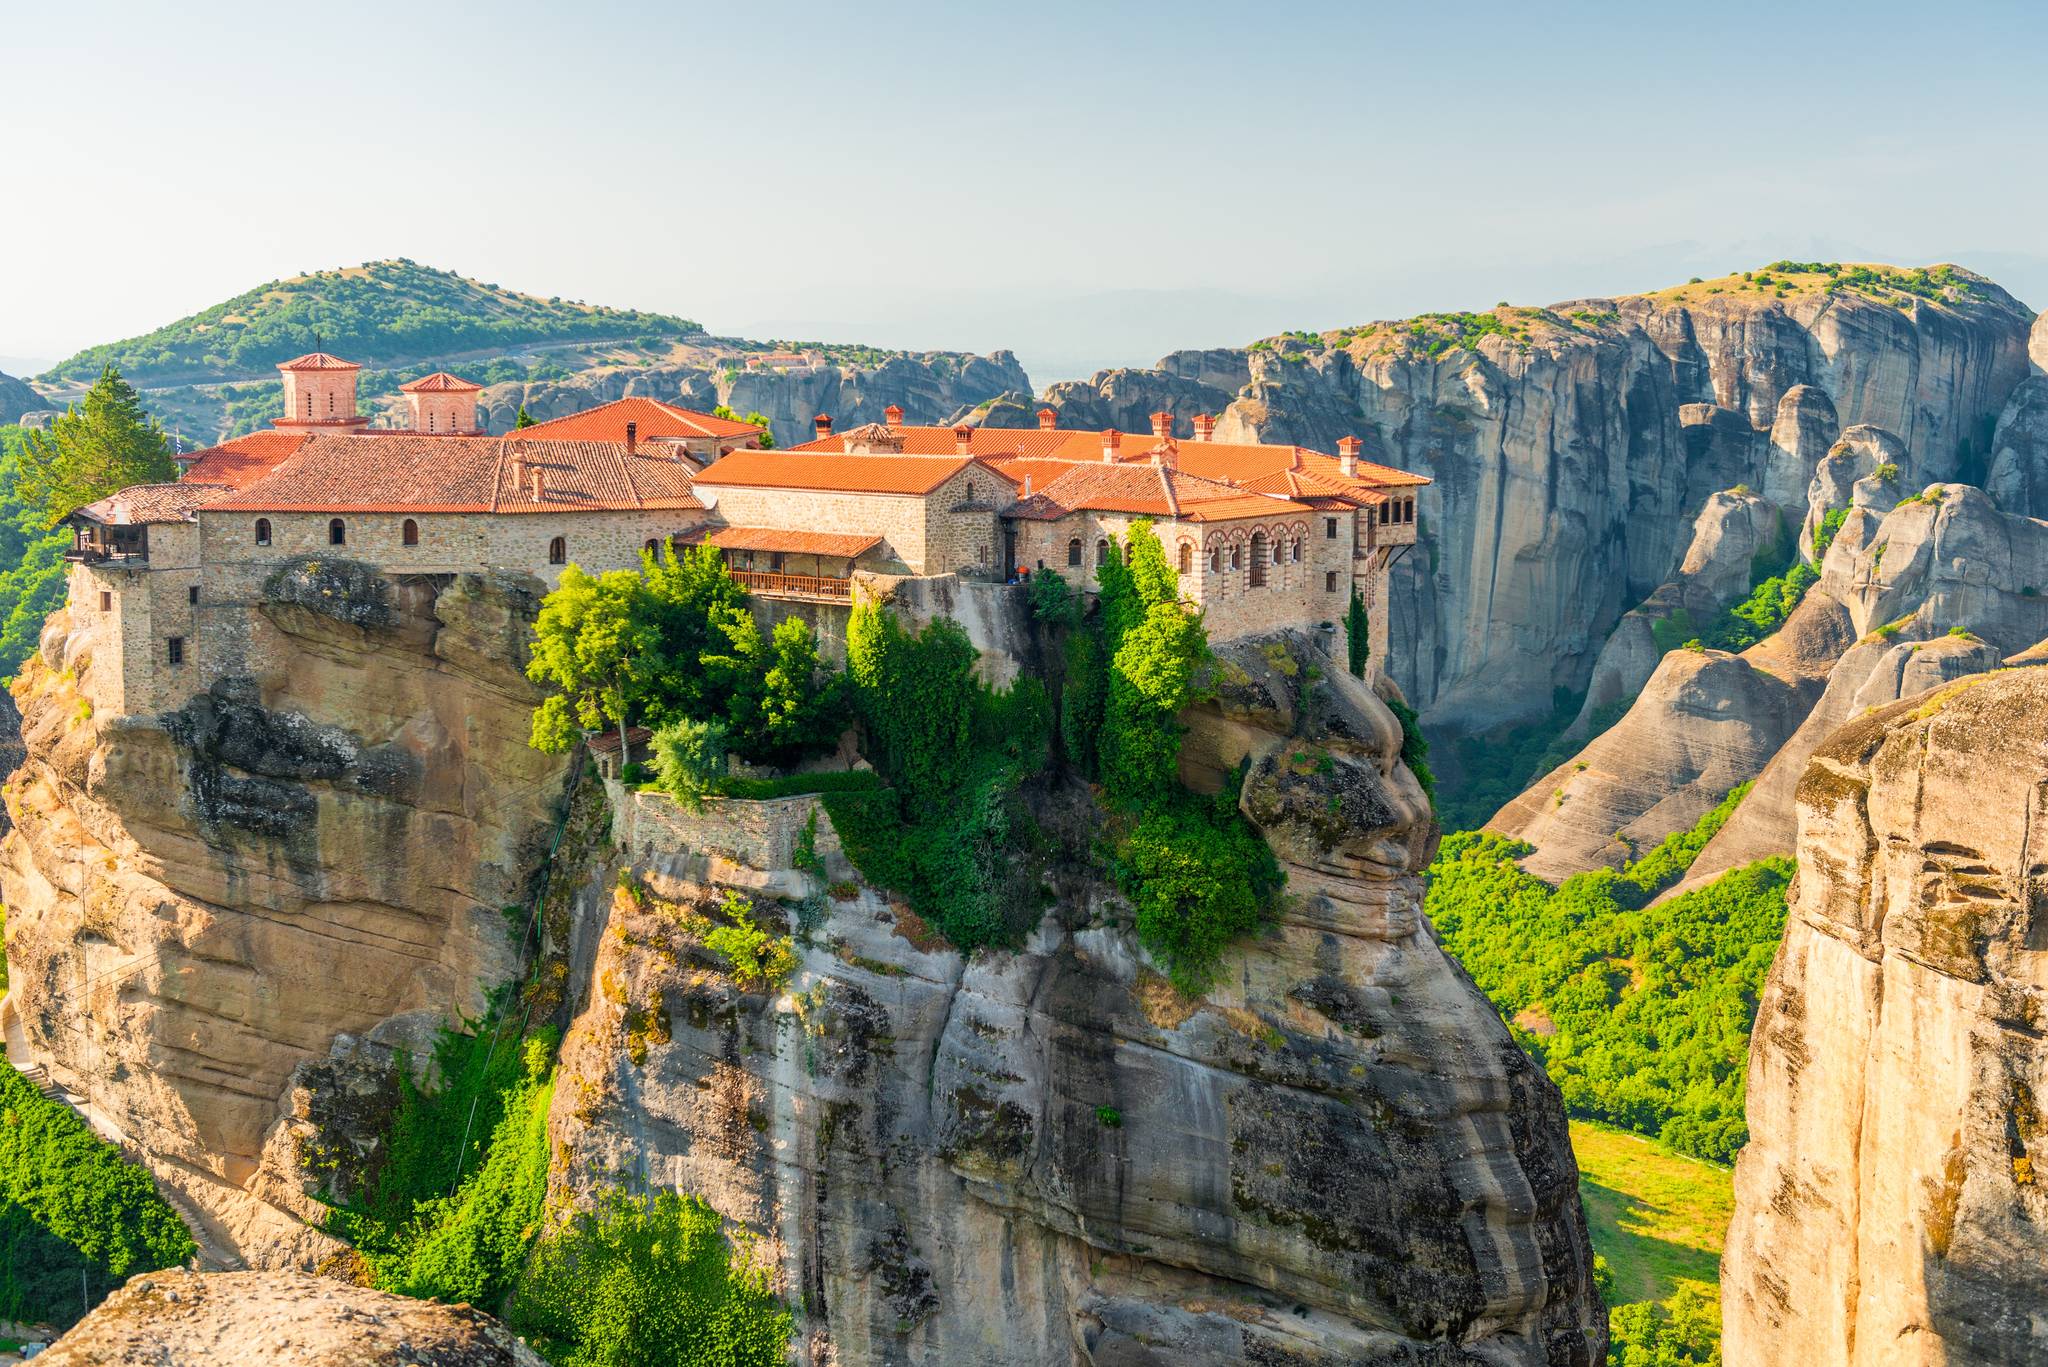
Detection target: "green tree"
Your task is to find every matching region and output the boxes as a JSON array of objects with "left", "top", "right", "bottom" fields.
[
  {"left": 16, "top": 365, "right": 176, "bottom": 526},
  {"left": 649, "top": 717, "right": 730, "bottom": 809},
  {"left": 743, "top": 410, "right": 776, "bottom": 450},
  {"left": 701, "top": 607, "right": 848, "bottom": 764},
  {"left": 1346, "top": 585, "right": 1370, "bottom": 677},
  {"left": 525, "top": 566, "right": 653, "bottom": 757},
  {"left": 633, "top": 543, "right": 746, "bottom": 726},
  {"left": 513, "top": 404, "right": 536, "bottom": 429}
]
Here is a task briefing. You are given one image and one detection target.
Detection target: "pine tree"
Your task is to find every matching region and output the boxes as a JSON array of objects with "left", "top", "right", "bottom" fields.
[
  {"left": 17, "top": 365, "right": 176, "bottom": 527},
  {"left": 513, "top": 405, "right": 535, "bottom": 429}
]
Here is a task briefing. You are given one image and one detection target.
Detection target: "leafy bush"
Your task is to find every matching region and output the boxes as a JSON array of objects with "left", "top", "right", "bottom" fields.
[
  {"left": 1608, "top": 1282, "right": 1722, "bottom": 1365},
  {"left": 1812, "top": 506, "right": 1849, "bottom": 559},
  {"left": 1385, "top": 696, "right": 1436, "bottom": 803},
  {"left": 1111, "top": 789, "right": 1282, "bottom": 993},
  {"left": 702, "top": 892, "right": 797, "bottom": 990},
  {"left": 711, "top": 771, "right": 879, "bottom": 800},
  {"left": 0, "top": 1058, "right": 196, "bottom": 1327},
  {"left": 509, "top": 1191, "right": 791, "bottom": 1367},
  {"left": 649, "top": 718, "right": 729, "bottom": 810}
]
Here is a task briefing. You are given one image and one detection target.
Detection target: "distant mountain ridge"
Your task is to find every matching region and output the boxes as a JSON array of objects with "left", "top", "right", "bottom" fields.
[{"left": 42, "top": 259, "right": 700, "bottom": 387}]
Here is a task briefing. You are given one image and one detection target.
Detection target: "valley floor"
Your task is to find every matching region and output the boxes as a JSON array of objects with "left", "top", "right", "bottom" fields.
[{"left": 1573, "top": 1119, "right": 1731, "bottom": 1356}]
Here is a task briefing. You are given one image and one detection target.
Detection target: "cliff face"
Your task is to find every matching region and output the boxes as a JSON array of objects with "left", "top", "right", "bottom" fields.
[
  {"left": 547, "top": 631, "right": 1602, "bottom": 1365},
  {"left": 0, "top": 568, "right": 569, "bottom": 1263},
  {"left": 1721, "top": 667, "right": 2048, "bottom": 1366},
  {"left": 1045, "top": 276, "right": 2034, "bottom": 732}
]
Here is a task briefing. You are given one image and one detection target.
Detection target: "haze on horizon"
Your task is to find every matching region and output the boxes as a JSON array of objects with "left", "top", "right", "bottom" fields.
[{"left": 4, "top": 0, "right": 2045, "bottom": 387}]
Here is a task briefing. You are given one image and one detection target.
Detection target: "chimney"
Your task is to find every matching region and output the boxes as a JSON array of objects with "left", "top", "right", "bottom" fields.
[
  {"left": 1149, "top": 410, "right": 1171, "bottom": 439},
  {"left": 953, "top": 424, "right": 972, "bottom": 456},
  {"left": 814, "top": 414, "right": 833, "bottom": 440},
  {"left": 625, "top": 420, "right": 637, "bottom": 454},
  {"left": 510, "top": 456, "right": 527, "bottom": 487},
  {"left": 884, "top": 404, "right": 904, "bottom": 426},
  {"left": 530, "top": 468, "right": 546, "bottom": 501},
  {"left": 1337, "top": 436, "right": 1361, "bottom": 477},
  {"left": 1101, "top": 429, "right": 1121, "bottom": 463},
  {"left": 1037, "top": 407, "right": 1058, "bottom": 431},
  {"left": 1193, "top": 413, "right": 1215, "bottom": 441}
]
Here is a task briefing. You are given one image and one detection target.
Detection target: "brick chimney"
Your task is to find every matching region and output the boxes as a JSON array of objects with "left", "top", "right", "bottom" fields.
[
  {"left": 1337, "top": 436, "right": 1361, "bottom": 477},
  {"left": 953, "top": 424, "right": 972, "bottom": 455},
  {"left": 1149, "top": 410, "right": 1172, "bottom": 439},
  {"left": 814, "top": 414, "right": 833, "bottom": 440},
  {"left": 530, "top": 467, "right": 546, "bottom": 501},
  {"left": 1101, "top": 429, "right": 1121, "bottom": 463},
  {"left": 625, "top": 420, "right": 637, "bottom": 455},
  {"left": 1193, "top": 413, "right": 1215, "bottom": 441},
  {"left": 885, "top": 404, "right": 904, "bottom": 426},
  {"left": 1037, "top": 407, "right": 1058, "bottom": 431}
]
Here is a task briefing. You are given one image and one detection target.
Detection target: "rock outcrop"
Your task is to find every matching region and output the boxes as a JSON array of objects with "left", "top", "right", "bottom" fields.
[
  {"left": 0, "top": 369, "right": 43, "bottom": 425},
  {"left": 1721, "top": 667, "right": 2048, "bottom": 1366},
  {"left": 39, "top": 1269, "right": 546, "bottom": 1366},
  {"left": 1045, "top": 272, "right": 2034, "bottom": 732},
  {"left": 546, "top": 631, "right": 1603, "bottom": 1365},
  {"left": 0, "top": 569, "right": 570, "bottom": 1266}
]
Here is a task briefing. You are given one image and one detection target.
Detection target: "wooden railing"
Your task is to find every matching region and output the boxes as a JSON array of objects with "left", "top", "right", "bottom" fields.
[{"left": 730, "top": 569, "right": 854, "bottom": 602}]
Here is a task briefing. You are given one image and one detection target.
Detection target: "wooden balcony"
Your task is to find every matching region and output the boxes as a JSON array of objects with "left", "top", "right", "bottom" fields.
[{"left": 730, "top": 569, "right": 854, "bottom": 603}]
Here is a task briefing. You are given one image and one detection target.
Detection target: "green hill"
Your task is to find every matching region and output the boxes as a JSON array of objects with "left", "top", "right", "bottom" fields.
[{"left": 44, "top": 260, "right": 701, "bottom": 386}]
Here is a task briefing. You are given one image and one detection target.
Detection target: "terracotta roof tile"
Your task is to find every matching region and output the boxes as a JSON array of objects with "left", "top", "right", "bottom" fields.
[
  {"left": 277, "top": 352, "right": 360, "bottom": 371},
  {"left": 789, "top": 426, "right": 1083, "bottom": 460},
  {"left": 203, "top": 436, "right": 703, "bottom": 514},
  {"left": 1004, "top": 464, "right": 1310, "bottom": 523},
  {"left": 177, "top": 431, "right": 312, "bottom": 488},
  {"left": 74, "top": 483, "right": 234, "bottom": 525},
  {"left": 514, "top": 396, "right": 761, "bottom": 443},
  {"left": 686, "top": 526, "right": 883, "bottom": 558},
  {"left": 398, "top": 371, "right": 482, "bottom": 392},
  {"left": 693, "top": 449, "right": 1016, "bottom": 497}
]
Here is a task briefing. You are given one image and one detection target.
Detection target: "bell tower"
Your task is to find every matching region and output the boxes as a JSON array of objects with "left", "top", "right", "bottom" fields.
[
  {"left": 275, "top": 352, "right": 368, "bottom": 431},
  {"left": 398, "top": 372, "right": 483, "bottom": 434}
]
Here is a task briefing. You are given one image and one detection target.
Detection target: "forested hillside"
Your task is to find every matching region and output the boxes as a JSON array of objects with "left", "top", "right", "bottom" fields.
[
  {"left": 43, "top": 260, "right": 700, "bottom": 385},
  {"left": 0, "top": 427, "right": 70, "bottom": 678}
]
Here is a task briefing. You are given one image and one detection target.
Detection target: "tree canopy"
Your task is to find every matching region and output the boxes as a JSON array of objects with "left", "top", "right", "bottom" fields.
[{"left": 15, "top": 366, "right": 177, "bottom": 527}]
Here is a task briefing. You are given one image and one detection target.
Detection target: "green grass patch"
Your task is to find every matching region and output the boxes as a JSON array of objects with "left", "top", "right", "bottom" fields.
[{"left": 1574, "top": 1119, "right": 1730, "bottom": 1306}]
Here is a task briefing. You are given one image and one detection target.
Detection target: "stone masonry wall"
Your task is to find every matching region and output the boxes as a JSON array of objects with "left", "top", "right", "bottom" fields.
[{"left": 698, "top": 487, "right": 932, "bottom": 573}]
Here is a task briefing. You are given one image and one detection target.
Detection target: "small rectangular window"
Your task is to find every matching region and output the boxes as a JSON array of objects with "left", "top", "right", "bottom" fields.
[
  {"left": 1325, "top": 571, "right": 1338, "bottom": 592},
  {"left": 99, "top": 591, "right": 113, "bottom": 612},
  {"left": 166, "top": 636, "right": 185, "bottom": 666},
  {"left": 188, "top": 585, "right": 200, "bottom": 606},
  {"left": 1325, "top": 517, "right": 1338, "bottom": 539}
]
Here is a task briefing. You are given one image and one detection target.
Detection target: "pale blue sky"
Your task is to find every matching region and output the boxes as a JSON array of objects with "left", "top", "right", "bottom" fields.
[{"left": 4, "top": 0, "right": 2044, "bottom": 383}]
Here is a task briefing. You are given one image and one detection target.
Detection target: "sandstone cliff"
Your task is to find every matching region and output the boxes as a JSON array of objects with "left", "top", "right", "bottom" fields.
[
  {"left": 545, "top": 630, "right": 1603, "bottom": 1365},
  {"left": 1721, "top": 667, "right": 2048, "bottom": 1366},
  {"left": 0, "top": 567, "right": 570, "bottom": 1264},
  {"left": 0, "top": 369, "right": 43, "bottom": 425},
  {"left": 1045, "top": 271, "right": 2034, "bottom": 733},
  {"left": 39, "top": 1269, "right": 546, "bottom": 1366}
]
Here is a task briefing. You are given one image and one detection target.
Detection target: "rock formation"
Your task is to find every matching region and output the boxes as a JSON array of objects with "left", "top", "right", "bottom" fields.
[
  {"left": 38, "top": 1269, "right": 546, "bottom": 1365},
  {"left": 1721, "top": 666, "right": 2048, "bottom": 1365},
  {"left": 0, "top": 568, "right": 570, "bottom": 1265},
  {"left": 546, "top": 630, "right": 1603, "bottom": 1364},
  {"left": 1044, "top": 272, "right": 2034, "bottom": 732},
  {"left": 0, "top": 368, "right": 43, "bottom": 425}
]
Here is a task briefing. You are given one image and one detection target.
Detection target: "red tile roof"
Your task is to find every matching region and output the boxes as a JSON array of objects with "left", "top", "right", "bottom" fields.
[
  {"left": 177, "top": 431, "right": 313, "bottom": 488},
  {"left": 693, "top": 449, "right": 1017, "bottom": 497},
  {"left": 277, "top": 352, "right": 360, "bottom": 372},
  {"left": 399, "top": 371, "right": 482, "bottom": 392},
  {"left": 513, "top": 396, "right": 762, "bottom": 443},
  {"left": 789, "top": 425, "right": 1081, "bottom": 460},
  {"left": 74, "top": 483, "right": 235, "bottom": 525},
  {"left": 1005, "top": 464, "right": 1311, "bottom": 523},
  {"left": 687, "top": 526, "right": 883, "bottom": 558},
  {"left": 204, "top": 436, "right": 703, "bottom": 514}
]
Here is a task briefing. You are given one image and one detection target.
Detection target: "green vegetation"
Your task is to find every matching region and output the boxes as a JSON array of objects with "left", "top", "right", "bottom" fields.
[
  {"left": 1811, "top": 506, "right": 1849, "bottom": 559},
  {"left": 825, "top": 604, "right": 1051, "bottom": 952},
  {"left": 0, "top": 1058, "right": 197, "bottom": 1329},
  {"left": 0, "top": 428, "right": 70, "bottom": 679},
  {"left": 1345, "top": 585, "right": 1370, "bottom": 677},
  {"left": 1434, "top": 687, "right": 1634, "bottom": 832},
  {"left": 1428, "top": 785, "right": 1790, "bottom": 1163},
  {"left": 514, "top": 405, "right": 536, "bottom": 429},
  {"left": 709, "top": 771, "right": 880, "bottom": 801},
  {"left": 649, "top": 717, "right": 729, "bottom": 809},
  {"left": 711, "top": 405, "right": 778, "bottom": 450},
  {"left": 1575, "top": 1120, "right": 1730, "bottom": 1367},
  {"left": 526, "top": 544, "right": 848, "bottom": 770},
  {"left": 701, "top": 891, "right": 797, "bottom": 990},
  {"left": 46, "top": 260, "right": 697, "bottom": 385},
  {"left": 1650, "top": 522, "right": 1819, "bottom": 658},
  {"left": 16, "top": 366, "right": 178, "bottom": 529},
  {"left": 509, "top": 1192, "right": 791, "bottom": 1366}
]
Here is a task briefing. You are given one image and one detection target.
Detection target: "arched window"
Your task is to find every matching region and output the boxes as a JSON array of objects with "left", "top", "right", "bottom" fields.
[
  {"left": 328, "top": 518, "right": 346, "bottom": 546},
  {"left": 965, "top": 480, "right": 977, "bottom": 502},
  {"left": 1248, "top": 531, "right": 1268, "bottom": 587},
  {"left": 549, "top": 536, "right": 567, "bottom": 565},
  {"left": 428, "top": 410, "right": 438, "bottom": 433},
  {"left": 402, "top": 518, "right": 419, "bottom": 547},
  {"left": 1096, "top": 538, "right": 1109, "bottom": 567},
  {"left": 254, "top": 518, "right": 271, "bottom": 547},
  {"left": 1067, "top": 537, "right": 1082, "bottom": 567},
  {"left": 1404, "top": 499, "right": 1416, "bottom": 524},
  {"left": 1292, "top": 537, "right": 1303, "bottom": 563},
  {"left": 1379, "top": 502, "right": 1392, "bottom": 525},
  {"left": 1229, "top": 545, "right": 1242, "bottom": 572},
  {"left": 1209, "top": 546, "right": 1221, "bottom": 573},
  {"left": 1177, "top": 542, "right": 1193, "bottom": 574}
]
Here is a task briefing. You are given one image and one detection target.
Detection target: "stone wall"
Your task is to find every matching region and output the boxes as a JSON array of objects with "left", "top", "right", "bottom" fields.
[{"left": 607, "top": 781, "right": 823, "bottom": 877}]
